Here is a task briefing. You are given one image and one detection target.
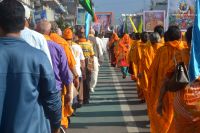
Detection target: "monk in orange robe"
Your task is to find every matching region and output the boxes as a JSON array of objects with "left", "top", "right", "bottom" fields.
[
  {"left": 154, "top": 25, "right": 165, "bottom": 44},
  {"left": 108, "top": 32, "right": 119, "bottom": 67},
  {"left": 130, "top": 33, "right": 147, "bottom": 101},
  {"left": 167, "top": 26, "right": 200, "bottom": 133},
  {"left": 49, "top": 23, "right": 79, "bottom": 129},
  {"left": 140, "top": 33, "right": 164, "bottom": 122},
  {"left": 128, "top": 33, "right": 141, "bottom": 81},
  {"left": 139, "top": 33, "right": 164, "bottom": 111},
  {"left": 115, "top": 34, "right": 131, "bottom": 78},
  {"left": 148, "top": 26, "right": 189, "bottom": 133}
]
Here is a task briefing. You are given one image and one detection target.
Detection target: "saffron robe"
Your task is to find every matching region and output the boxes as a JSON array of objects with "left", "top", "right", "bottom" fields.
[{"left": 148, "top": 40, "right": 188, "bottom": 133}]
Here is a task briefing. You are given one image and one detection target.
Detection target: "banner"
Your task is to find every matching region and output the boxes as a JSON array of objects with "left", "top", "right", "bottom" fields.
[
  {"left": 143, "top": 10, "right": 165, "bottom": 32},
  {"left": 92, "top": 12, "right": 113, "bottom": 33},
  {"left": 168, "top": 0, "right": 195, "bottom": 31},
  {"left": 76, "top": 7, "right": 86, "bottom": 25}
]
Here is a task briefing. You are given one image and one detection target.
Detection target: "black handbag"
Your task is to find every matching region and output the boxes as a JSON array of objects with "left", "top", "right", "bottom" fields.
[{"left": 166, "top": 52, "right": 189, "bottom": 92}]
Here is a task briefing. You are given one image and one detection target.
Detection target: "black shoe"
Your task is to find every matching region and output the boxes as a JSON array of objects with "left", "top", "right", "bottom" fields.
[
  {"left": 71, "top": 112, "right": 76, "bottom": 117},
  {"left": 76, "top": 102, "right": 82, "bottom": 108},
  {"left": 139, "top": 99, "right": 145, "bottom": 103},
  {"left": 122, "top": 74, "right": 126, "bottom": 79},
  {"left": 67, "top": 117, "right": 71, "bottom": 125},
  {"left": 83, "top": 100, "right": 89, "bottom": 104},
  {"left": 111, "top": 64, "right": 116, "bottom": 67}
]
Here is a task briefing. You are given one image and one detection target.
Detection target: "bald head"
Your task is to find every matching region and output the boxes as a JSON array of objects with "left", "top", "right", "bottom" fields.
[
  {"left": 37, "top": 20, "right": 51, "bottom": 35},
  {"left": 90, "top": 28, "right": 95, "bottom": 35}
]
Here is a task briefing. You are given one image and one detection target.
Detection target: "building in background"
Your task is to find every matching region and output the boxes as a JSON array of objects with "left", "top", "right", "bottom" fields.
[{"left": 151, "top": 0, "right": 168, "bottom": 11}]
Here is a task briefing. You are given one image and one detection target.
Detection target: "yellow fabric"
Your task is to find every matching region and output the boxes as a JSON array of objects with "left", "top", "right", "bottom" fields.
[
  {"left": 61, "top": 86, "right": 74, "bottom": 128},
  {"left": 50, "top": 33, "right": 76, "bottom": 70},
  {"left": 136, "top": 41, "right": 150, "bottom": 100},
  {"left": 130, "top": 40, "right": 146, "bottom": 100},
  {"left": 129, "top": 16, "right": 138, "bottom": 33},
  {"left": 140, "top": 43, "right": 164, "bottom": 119},
  {"left": 63, "top": 28, "right": 73, "bottom": 40},
  {"left": 78, "top": 38, "right": 94, "bottom": 58},
  {"left": 131, "top": 40, "right": 141, "bottom": 77},
  {"left": 43, "top": 35, "right": 51, "bottom": 41},
  {"left": 148, "top": 40, "right": 188, "bottom": 133}
]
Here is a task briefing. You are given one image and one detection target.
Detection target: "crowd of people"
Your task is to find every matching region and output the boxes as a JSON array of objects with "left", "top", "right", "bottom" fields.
[
  {"left": 0, "top": 1, "right": 105, "bottom": 133},
  {"left": 1, "top": 0, "right": 200, "bottom": 133},
  {"left": 108, "top": 22, "right": 200, "bottom": 132}
]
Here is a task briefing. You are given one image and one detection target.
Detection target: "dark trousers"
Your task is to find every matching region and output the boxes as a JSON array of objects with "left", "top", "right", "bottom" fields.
[
  {"left": 83, "top": 58, "right": 91, "bottom": 102},
  {"left": 110, "top": 48, "right": 116, "bottom": 66}
]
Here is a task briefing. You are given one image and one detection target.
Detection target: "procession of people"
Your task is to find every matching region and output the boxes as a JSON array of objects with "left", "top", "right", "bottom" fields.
[{"left": 1, "top": 0, "right": 200, "bottom": 133}]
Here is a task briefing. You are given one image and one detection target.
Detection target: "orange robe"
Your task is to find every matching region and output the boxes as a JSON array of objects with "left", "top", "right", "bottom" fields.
[
  {"left": 108, "top": 33, "right": 119, "bottom": 48},
  {"left": 108, "top": 33, "right": 119, "bottom": 65},
  {"left": 131, "top": 40, "right": 147, "bottom": 100},
  {"left": 172, "top": 48, "right": 200, "bottom": 133},
  {"left": 115, "top": 34, "right": 131, "bottom": 67},
  {"left": 49, "top": 33, "right": 75, "bottom": 128},
  {"left": 174, "top": 82, "right": 200, "bottom": 133},
  {"left": 50, "top": 33, "right": 76, "bottom": 70},
  {"left": 140, "top": 43, "right": 163, "bottom": 102},
  {"left": 148, "top": 40, "right": 188, "bottom": 133}
]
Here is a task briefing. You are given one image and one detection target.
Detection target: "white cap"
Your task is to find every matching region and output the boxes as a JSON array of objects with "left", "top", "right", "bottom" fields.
[{"left": 23, "top": 4, "right": 31, "bottom": 19}]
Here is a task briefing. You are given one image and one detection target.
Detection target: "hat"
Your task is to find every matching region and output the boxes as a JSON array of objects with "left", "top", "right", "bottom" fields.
[
  {"left": 23, "top": 4, "right": 31, "bottom": 19},
  {"left": 63, "top": 28, "right": 73, "bottom": 40}
]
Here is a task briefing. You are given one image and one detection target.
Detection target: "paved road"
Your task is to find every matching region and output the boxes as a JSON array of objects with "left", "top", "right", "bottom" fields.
[{"left": 68, "top": 57, "right": 150, "bottom": 133}]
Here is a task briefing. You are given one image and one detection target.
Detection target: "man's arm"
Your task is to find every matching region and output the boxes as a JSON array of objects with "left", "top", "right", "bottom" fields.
[
  {"left": 39, "top": 54, "right": 61, "bottom": 132},
  {"left": 79, "top": 47, "right": 86, "bottom": 79},
  {"left": 59, "top": 47, "right": 74, "bottom": 103}
]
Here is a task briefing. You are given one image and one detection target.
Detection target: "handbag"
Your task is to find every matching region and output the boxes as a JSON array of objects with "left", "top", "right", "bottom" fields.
[
  {"left": 87, "top": 57, "right": 94, "bottom": 71},
  {"left": 166, "top": 52, "right": 189, "bottom": 92}
]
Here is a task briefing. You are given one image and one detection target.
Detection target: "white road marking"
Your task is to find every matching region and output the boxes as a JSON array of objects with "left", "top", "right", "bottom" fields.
[{"left": 110, "top": 66, "right": 140, "bottom": 133}]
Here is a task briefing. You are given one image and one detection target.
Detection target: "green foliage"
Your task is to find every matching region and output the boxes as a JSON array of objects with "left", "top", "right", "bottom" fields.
[{"left": 56, "top": 16, "right": 70, "bottom": 31}]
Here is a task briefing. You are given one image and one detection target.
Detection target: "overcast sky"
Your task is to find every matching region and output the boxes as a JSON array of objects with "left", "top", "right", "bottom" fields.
[{"left": 93, "top": 0, "right": 151, "bottom": 24}]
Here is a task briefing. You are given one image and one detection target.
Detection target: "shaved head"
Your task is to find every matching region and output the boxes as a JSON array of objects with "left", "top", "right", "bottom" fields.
[{"left": 37, "top": 20, "right": 51, "bottom": 35}]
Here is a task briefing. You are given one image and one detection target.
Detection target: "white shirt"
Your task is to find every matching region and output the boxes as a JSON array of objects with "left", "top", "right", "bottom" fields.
[
  {"left": 101, "top": 38, "right": 109, "bottom": 53},
  {"left": 88, "top": 35, "right": 104, "bottom": 62},
  {"left": 20, "top": 27, "right": 53, "bottom": 67},
  {"left": 71, "top": 43, "right": 85, "bottom": 77}
]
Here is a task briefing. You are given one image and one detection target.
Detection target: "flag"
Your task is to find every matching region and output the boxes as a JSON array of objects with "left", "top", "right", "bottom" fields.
[
  {"left": 129, "top": 16, "right": 138, "bottom": 33},
  {"left": 138, "top": 16, "right": 143, "bottom": 33},
  {"left": 79, "top": 0, "right": 97, "bottom": 22},
  {"left": 189, "top": 0, "right": 200, "bottom": 82},
  {"left": 85, "top": 12, "right": 91, "bottom": 39},
  {"left": 125, "top": 16, "right": 128, "bottom": 33}
]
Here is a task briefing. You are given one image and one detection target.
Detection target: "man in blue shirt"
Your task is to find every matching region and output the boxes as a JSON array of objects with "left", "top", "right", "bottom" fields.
[{"left": 0, "top": 1, "right": 61, "bottom": 133}]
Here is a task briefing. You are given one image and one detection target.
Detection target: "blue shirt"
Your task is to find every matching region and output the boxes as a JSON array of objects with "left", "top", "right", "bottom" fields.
[
  {"left": 0, "top": 37, "right": 61, "bottom": 133},
  {"left": 47, "top": 40, "right": 73, "bottom": 90}
]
